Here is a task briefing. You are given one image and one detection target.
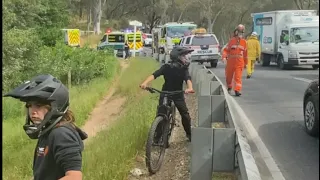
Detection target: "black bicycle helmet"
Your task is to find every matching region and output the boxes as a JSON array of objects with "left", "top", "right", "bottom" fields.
[
  {"left": 169, "top": 46, "right": 194, "bottom": 62},
  {"left": 4, "top": 74, "right": 69, "bottom": 139}
]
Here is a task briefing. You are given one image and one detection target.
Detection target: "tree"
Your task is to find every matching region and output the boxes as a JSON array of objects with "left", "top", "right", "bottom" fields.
[{"left": 293, "top": 0, "right": 318, "bottom": 10}]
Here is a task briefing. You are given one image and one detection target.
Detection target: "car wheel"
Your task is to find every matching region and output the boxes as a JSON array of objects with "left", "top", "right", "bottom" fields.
[
  {"left": 210, "top": 61, "right": 218, "bottom": 68},
  {"left": 312, "top": 65, "right": 319, "bottom": 70},
  {"left": 304, "top": 96, "right": 319, "bottom": 137}
]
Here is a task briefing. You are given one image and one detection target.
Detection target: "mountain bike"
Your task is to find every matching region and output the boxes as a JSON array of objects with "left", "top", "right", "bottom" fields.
[{"left": 144, "top": 87, "right": 193, "bottom": 174}]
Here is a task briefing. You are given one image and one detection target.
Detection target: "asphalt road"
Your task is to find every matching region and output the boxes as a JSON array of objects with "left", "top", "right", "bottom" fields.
[{"left": 208, "top": 62, "right": 319, "bottom": 180}]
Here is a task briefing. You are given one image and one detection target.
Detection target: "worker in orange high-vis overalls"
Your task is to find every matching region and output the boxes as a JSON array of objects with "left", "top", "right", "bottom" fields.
[{"left": 222, "top": 24, "right": 248, "bottom": 97}]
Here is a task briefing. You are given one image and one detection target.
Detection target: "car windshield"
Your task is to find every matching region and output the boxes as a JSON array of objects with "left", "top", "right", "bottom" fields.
[
  {"left": 101, "top": 35, "right": 107, "bottom": 42},
  {"left": 167, "top": 26, "right": 196, "bottom": 38},
  {"left": 290, "top": 27, "right": 319, "bottom": 43},
  {"left": 147, "top": 35, "right": 152, "bottom": 39},
  {"left": 108, "top": 34, "right": 125, "bottom": 43},
  {"left": 191, "top": 36, "right": 218, "bottom": 45}
]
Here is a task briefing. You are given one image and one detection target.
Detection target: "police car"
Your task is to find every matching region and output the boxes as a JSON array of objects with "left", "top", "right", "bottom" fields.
[{"left": 180, "top": 28, "right": 221, "bottom": 68}]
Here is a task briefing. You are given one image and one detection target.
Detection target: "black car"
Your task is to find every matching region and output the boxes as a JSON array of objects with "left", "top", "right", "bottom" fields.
[{"left": 303, "top": 79, "right": 319, "bottom": 137}]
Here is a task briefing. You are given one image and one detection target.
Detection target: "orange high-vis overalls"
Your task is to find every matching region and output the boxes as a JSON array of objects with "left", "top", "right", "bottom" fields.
[{"left": 222, "top": 37, "right": 248, "bottom": 92}]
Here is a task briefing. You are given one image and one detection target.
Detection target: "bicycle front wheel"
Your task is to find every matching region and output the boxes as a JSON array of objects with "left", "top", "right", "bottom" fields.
[{"left": 145, "top": 116, "right": 168, "bottom": 174}]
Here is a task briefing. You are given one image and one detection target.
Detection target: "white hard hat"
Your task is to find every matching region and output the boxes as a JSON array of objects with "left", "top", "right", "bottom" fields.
[{"left": 251, "top": 32, "right": 258, "bottom": 36}]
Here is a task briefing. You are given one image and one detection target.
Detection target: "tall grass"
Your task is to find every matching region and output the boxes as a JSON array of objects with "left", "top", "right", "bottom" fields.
[
  {"left": 3, "top": 61, "right": 120, "bottom": 180},
  {"left": 82, "top": 57, "right": 164, "bottom": 179}
]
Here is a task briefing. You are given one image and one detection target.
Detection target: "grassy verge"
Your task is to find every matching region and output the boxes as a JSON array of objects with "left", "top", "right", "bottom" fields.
[
  {"left": 82, "top": 57, "right": 164, "bottom": 179},
  {"left": 3, "top": 59, "right": 120, "bottom": 180}
]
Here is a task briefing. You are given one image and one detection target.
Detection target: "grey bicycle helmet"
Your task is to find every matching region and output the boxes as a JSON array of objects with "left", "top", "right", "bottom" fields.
[
  {"left": 169, "top": 46, "right": 194, "bottom": 68},
  {"left": 4, "top": 74, "right": 69, "bottom": 139},
  {"left": 170, "top": 46, "right": 194, "bottom": 62}
]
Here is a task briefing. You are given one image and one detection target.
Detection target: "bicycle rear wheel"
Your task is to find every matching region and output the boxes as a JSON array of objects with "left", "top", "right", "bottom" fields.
[{"left": 145, "top": 116, "right": 168, "bottom": 174}]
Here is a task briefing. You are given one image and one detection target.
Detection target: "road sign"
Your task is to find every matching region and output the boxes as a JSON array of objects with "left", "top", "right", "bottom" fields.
[{"left": 129, "top": 20, "right": 142, "bottom": 26}]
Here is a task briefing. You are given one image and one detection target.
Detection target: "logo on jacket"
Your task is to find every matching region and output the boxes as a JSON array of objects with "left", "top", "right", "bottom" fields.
[{"left": 37, "top": 146, "right": 49, "bottom": 157}]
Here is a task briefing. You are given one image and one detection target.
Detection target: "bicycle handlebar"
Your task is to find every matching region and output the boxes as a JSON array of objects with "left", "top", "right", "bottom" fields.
[{"left": 145, "top": 87, "right": 193, "bottom": 95}]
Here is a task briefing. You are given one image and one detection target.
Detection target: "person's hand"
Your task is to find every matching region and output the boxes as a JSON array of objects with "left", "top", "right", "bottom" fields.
[
  {"left": 185, "top": 88, "right": 195, "bottom": 94},
  {"left": 139, "top": 83, "right": 147, "bottom": 90},
  {"left": 222, "top": 58, "right": 227, "bottom": 63}
]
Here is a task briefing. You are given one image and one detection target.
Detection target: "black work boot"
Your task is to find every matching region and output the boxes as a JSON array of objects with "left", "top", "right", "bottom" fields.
[
  {"left": 227, "top": 88, "right": 232, "bottom": 94},
  {"left": 246, "top": 75, "right": 251, "bottom": 79},
  {"left": 235, "top": 91, "right": 242, "bottom": 97}
]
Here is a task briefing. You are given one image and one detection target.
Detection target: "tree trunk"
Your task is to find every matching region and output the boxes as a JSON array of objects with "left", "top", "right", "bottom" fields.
[
  {"left": 87, "top": 1, "right": 92, "bottom": 31},
  {"left": 93, "top": 0, "right": 102, "bottom": 35},
  {"left": 207, "top": 17, "right": 213, "bottom": 33}
]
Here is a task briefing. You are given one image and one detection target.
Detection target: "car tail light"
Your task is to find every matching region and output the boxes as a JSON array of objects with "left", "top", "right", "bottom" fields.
[{"left": 218, "top": 44, "right": 221, "bottom": 52}]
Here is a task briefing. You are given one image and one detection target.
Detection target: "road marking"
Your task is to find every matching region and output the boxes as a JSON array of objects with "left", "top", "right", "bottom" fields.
[
  {"left": 204, "top": 67, "right": 286, "bottom": 180},
  {"left": 229, "top": 95, "right": 286, "bottom": 180},
  {"left": 293, "top": 77, "right": 312, "bottom": 83}
]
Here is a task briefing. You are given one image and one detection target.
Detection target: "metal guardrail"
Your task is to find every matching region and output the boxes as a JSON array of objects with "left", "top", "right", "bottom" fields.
[{"left": 188, "top": 63, "right": 262, "bottom": 180}]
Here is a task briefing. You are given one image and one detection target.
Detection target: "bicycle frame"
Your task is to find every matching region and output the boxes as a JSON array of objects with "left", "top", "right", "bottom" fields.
[
  {"left": 145, "top": 87, "right": 183, "bottom": 120},
  {"left": 156, "top": 95, "right": 174, "bottom": 120}
]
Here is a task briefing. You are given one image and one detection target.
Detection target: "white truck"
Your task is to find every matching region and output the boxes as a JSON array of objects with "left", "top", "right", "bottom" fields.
[{"left": 251, "top": 10, "right": 319, "bottom": 70}]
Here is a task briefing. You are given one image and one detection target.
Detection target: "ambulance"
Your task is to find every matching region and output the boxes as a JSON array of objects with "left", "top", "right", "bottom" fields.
[
  {"left": 62, "top": 29, "right": 81, "bottom": 47},
  {"left": 97, "top": 31, "right": 125, "bottom": 57},
  {"left": 124, "top": 30, "right": 144, "bottom": 55}
]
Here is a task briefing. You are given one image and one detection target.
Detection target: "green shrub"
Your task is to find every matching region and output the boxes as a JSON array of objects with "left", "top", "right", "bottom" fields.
[
  {"left": 3, "top": 40, "right": 118, "bottom": 92},
  {"left": 2, "top": 29, "right": 43, "bottom": 91}
]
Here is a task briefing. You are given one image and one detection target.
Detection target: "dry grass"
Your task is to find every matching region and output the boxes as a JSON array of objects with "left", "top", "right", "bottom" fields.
[
  {"left": 212, "top": 122, "right": 227, "bottom": 128},
  {"left": 212, "top": 172, "right": 236, "bottom": 180},
  {"left": 80, "top": 34, "right": 102, "bottom": 48}
]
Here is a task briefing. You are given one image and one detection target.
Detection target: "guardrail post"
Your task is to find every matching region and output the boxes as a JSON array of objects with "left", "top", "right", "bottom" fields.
[
  {"left": 153, "top": 53, "right": 158, "bottom": 60},
  {"left": 198, "top": 96, "right": 212, "bottom": 127},
  {"left": 211, "top": 95, "right": 226, "bottom": 123},
  {"left": 113, "top": 50, "right": 117, "bottom": 57},
  {"left": 210, "top": 81, "right": 222, "bottom": 95},
  {"left": 191, "top": 127, "right": 213, "bottom": 180},
  {"left": 212, "top": 128, "right": 236, "bottom": 172}
]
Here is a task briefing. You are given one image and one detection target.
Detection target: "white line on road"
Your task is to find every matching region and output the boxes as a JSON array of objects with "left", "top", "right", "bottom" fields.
[
  {"left": 293, "top": 77, "right": 312, "bottom": 83},
  {"left": 228, "top": 96, "right": 286, "bottom": 180}
]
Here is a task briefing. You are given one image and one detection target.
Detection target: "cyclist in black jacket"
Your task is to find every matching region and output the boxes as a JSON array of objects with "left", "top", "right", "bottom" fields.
[
  {"left": 4, "top": 74, "right": 88, "bottom": 180},
  {"left": 140, "top": 46, "right": 195, "bottom": 141}
]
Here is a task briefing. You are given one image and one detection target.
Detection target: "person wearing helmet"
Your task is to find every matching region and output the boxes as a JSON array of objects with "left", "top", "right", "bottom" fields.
[
  {"left": 4, "top": 74, "right": 88, "bottom": 180},
  {"left": 222, "top": 24, "right": 248, "bottom": 96},
  {"left": 246, "top": 32, "right": 261, "bottom": 79},
  {"left": 139, "top": 46, "right": 195, "bottom": 141}
]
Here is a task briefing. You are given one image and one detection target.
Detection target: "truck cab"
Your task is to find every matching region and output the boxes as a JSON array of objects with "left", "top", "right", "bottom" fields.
[{"left": 252, "top": 10, "right": 319, "bottom": 70}]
